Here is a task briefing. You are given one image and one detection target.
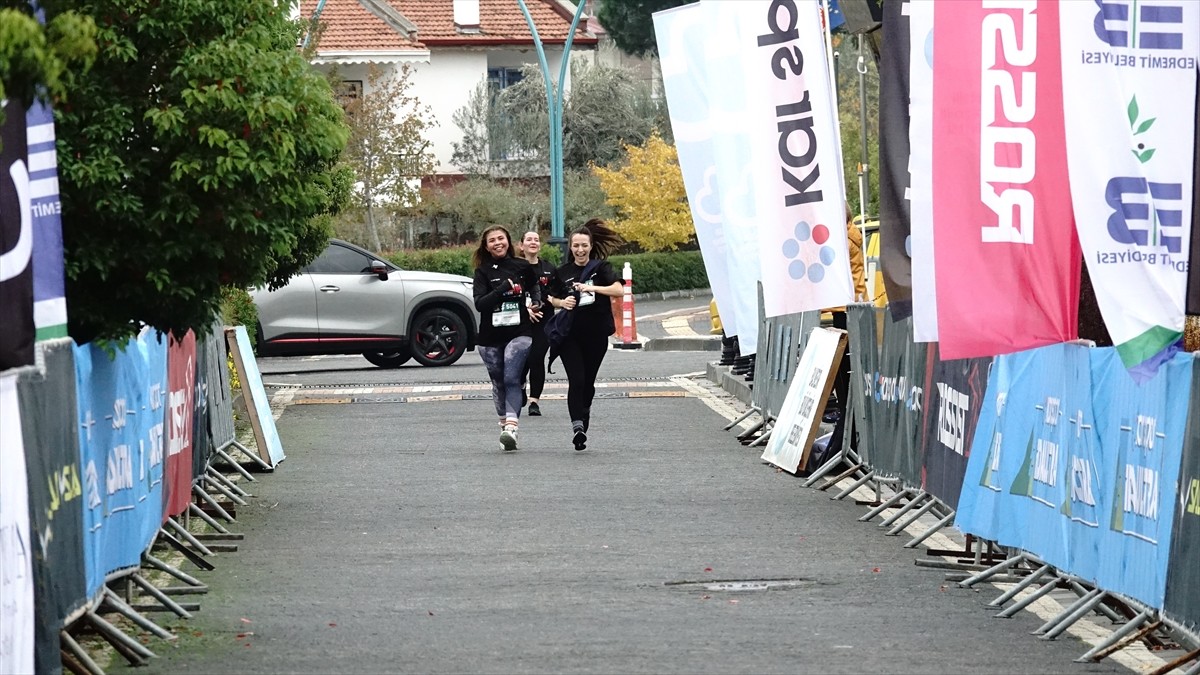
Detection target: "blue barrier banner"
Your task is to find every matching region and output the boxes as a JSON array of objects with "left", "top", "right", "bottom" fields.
[
  {"left": 1090, "top": 349, "right": 1191, "bottom": 608},
  {"left": 74, "top": 331, "right": 168, "bottom": 595},
  {"left": 1165, "top": 361, "right": 1200, "bottom": 632}
]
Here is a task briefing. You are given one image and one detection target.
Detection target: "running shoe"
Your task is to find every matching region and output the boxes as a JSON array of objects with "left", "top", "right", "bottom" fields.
[
  {"left": 572, "top": 424, "right": 587, "bottom": 451},
  {"left": 528, "top": 401, "right": 541, "bottom": 416},
  {"left": 500, "top": 425, "right": 519, "bottom": 452}
]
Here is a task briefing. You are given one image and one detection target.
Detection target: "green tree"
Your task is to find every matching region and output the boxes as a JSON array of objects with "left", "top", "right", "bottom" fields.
[
  {"left": 593, "top": 132, "right": 690, "bottom": 251},
  {"left": 451, "top": 60, "right": 664, "bottom": 177},
  {"left": 0, "top": 4, "right": 95, "bottom": 130},
  {"left": 834, "top": 33, "right": 881, "bottom": 220},
  {"left": 51, "top": 0, "right": 352, "bottom": 343},
  {"left": 596, "top": 0, "right": 696, "bottom": 57},
  {"left": 338, "top": 63, "right": 436, "bottom": 252}
]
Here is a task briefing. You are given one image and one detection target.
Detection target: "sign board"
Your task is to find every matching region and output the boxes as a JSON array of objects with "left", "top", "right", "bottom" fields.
[
  {"left": 761, "top": 327, "right": 847, "bottom": 474},
  {"left": 225, "top": 326, "right": 284, "bottom": 467}
]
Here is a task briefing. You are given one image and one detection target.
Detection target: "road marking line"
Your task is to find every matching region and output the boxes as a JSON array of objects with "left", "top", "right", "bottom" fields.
[{"left": 637, "top": 305, "right": 709, "bottom": 322}]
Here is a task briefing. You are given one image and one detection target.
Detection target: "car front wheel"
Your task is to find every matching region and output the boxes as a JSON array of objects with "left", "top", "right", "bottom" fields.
[
  {"left": 410, "top": 308, "right": 467, "bottom": 367},
  {"left": 363, "top": 349, "right": 412, "bottom": 368}
]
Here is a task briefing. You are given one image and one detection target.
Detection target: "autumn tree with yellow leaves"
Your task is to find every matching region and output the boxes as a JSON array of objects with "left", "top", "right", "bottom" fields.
[{"left": 593, "top": 133, "right": 692, "bottom": 251}]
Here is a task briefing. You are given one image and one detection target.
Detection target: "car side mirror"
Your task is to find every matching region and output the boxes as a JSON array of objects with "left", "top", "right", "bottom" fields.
[{"left": 369, "top": 260, "right": 389, "bottom": 281}]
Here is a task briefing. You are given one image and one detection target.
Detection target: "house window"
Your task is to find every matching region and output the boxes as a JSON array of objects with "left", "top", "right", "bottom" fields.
[
  {"left": 487, "top": 67, "right": 524, "bottom": 91},
  {"left": 336, "top": 80, "right": 363, "bottom": 120}
]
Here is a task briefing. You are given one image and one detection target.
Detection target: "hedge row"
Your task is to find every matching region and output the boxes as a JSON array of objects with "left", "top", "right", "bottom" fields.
[{"left": 387, "top": 247, "right": 709, "bottom": 295}]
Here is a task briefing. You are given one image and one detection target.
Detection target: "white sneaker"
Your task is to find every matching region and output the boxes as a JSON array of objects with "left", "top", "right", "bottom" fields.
[{"left": 499, "top": 424, "right": 518, "bottom": 451}]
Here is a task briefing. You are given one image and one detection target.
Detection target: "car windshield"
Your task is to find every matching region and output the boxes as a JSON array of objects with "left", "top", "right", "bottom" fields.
[{"left": 306, "top": 243, "right": 396, "bottom": 275}]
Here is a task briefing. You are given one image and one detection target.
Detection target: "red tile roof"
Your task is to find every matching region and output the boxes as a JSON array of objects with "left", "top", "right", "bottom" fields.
[
  {"left": 300, "top": 0, "right": 424, "bottom": 51},
  {"left": 301, "top": 0, "right": 596, "bottom": 53},
  {"left": 391, "top": 0, "right": 597, "bottom": 45}
]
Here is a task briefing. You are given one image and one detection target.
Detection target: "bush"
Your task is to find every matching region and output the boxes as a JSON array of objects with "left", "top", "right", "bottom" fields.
[{"left": 220, "top": 287, "right": 259, "bottom": 349}]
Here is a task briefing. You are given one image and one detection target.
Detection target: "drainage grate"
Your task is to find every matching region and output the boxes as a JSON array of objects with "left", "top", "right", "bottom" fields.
[{"left": 665, "top": 578, "right": 814, "bottom": 592}]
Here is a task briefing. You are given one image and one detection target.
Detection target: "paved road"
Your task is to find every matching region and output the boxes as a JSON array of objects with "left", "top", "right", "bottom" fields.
[{"left": 110, "top": 313, "right": 1134, "bottom": 674}]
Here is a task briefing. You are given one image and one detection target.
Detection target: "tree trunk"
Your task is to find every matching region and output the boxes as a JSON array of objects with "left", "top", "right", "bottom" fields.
[{"left": 364, "top": 196, "right": 382, "bottom": 252}]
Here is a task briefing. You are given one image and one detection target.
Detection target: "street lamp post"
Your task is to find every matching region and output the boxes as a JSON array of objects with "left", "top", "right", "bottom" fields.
[{"left": 516, "top": 0, "right": 587, "bottom": 257}]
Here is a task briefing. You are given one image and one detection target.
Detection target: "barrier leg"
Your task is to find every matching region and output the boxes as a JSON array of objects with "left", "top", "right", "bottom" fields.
[
  {"left": 130, "top": 573, "right": 193, "bottom": 619},
  {"left": 213, "top": 445, "right": 258, "bottom": 481},
  {"left": 193, "top": 484, "right": 235, "bottom": 523},
  {"left": 724, "top": 407, "right": 760, "bottom": 431},
  {"left": 831, "top": 469, "right": 875, "bottom": 500},
  {"left": 1074, "top": 612, "right": 1157, "bottom": 663},
  {"left": 986, "top": 564, "right": 1052, "bottom": 608},
  {"left": 61, "top": 630, "right": 106, "bottom": 675},
  {"left": 155, "top": 529, "right": 215, "bottom": 572},
  {"left": 1033, "top": 587, "right": 1105, "bottom": 637},
  {"left": 202, "top": 472, "right": 248, "bottom": 506},
  {"left": 1149, "top": 648, "right": 1200, "bottom": 675},
  {"left": 886, "top": 497, "right": 938, "bottom": 536},
  {"left": 86, "top": 610, "right": 155, "bottom": 663},
  {"left": 816, "top": 464, "right": 864, "bottom": 492},
  {"left": 960, "top": 551, "right": 1027, "bottom": 588},
  {"left": 1064, "top": 578, "right": 1124, "bottom": 623},
  {"left": 142, "top": 553, "right": 207, "bottom": 589},
  {"left": 164, "top": 518, "right": 214, "bottom": 557},
  {"left": 994, "top": 576, "right": 1061, "bottom": 618},
  {"left": 748, "top": 429, "right": 773, "bottom": 447},
  {"left": 229, "top": 439, "right": 273, "bottom": 471},
  {"left": 103, "top": 588, "right": 175, "bottom": 641},
  {"left": 858, "top": 488, "right": 913, "bottom": 522},
  {"left": 189, "top": 502, "right": 231, "bottom": 535},
  {"left": 904, "top": 510, "right": 955, "bottom": 548},
  {"left": 735, "top": 416, "right": 766, "bottom": 440},
  {"left": 207, "top": 466, "right": 252, "bottom": 498},
  {"left": 878, "top": 492, "right": 928, "bottom": 529}
]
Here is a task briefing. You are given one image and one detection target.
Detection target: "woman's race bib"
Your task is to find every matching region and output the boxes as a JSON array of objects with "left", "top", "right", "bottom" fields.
[{"left": 493, "top": 301, "right": 520, "bottom": 327}]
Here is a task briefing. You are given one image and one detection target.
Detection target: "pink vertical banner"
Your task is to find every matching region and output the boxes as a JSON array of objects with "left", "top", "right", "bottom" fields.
[{"left": 931, "top": 0, "right": 1080, "bottom": 359}]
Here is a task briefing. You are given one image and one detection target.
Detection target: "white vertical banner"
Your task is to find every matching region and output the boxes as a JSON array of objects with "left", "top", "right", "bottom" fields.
[
  {"left": 653, "top": 5, "right": 740, "bottom": 340},
  {"left": 708, "top": 0, "right": 854, "bottom": 320},
  {"left": 0, "top": 373, "right": 35, "bottom": 674},
  {"left": 1061, "top": 0, "right": 1199, "bottom": 369},
  {"left": 908, "top": 0, "right": 938, "bottom": 343},
  {"left": 697, "top": 0, "right": 762, "bottom": 355}
]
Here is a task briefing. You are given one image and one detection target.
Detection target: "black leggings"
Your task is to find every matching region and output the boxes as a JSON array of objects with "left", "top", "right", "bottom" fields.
[
  {"left": 524, "top": 328, "right": 550, "bottom": 399},
  {"left": 558, "top": 332, "right": 610, "bottom": 425}
]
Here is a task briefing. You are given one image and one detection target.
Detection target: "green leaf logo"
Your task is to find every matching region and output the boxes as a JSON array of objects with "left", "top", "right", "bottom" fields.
[{"left": 1127, "top": 95, "right": 1156, "bottom": 164}]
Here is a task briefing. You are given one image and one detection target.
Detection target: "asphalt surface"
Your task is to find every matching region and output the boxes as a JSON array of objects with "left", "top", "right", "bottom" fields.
[{"left": 110, "top": 298, "right": 1130, "bottom": 674}]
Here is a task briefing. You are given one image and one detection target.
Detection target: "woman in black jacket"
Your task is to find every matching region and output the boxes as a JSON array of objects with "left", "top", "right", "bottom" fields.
[
  {"left": 517, "top": 230, "right": 556, "bottom": 416},
  {"left": 472, "top": 226, "right": 542, "bottom": 451},
  {"left": 545, "top": 219, "right": 624, "bottom": 450}
]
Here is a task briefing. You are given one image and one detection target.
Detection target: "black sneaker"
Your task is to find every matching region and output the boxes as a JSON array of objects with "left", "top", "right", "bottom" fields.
[
  {"left": 528, "top": 401, "right": 541, "bottom": 416},
  {"left": 572, "top": 429, "right": 587, "bottom": 451}
]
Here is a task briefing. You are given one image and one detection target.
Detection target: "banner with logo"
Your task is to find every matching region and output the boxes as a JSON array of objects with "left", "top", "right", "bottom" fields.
[
  {"left": 192, "top": 333, "right": 213, "bottom": 481},
  {"left": 164, "top": 330, "right": 197, "bottom": 519},
  {"left": 709, "top": 0, "right": 853, "bottom": 318},
  {"left": 1061, "top": 1, "right": 1199, "bottom": 370},
  {"left": 907, "top": 0, "right": 938, "bottom": 342},
  {"left": 876, "top": 0, "right": 912, "bottom": 318},
  {"left": 74, "top": 331, "right": 169, "bottom": 596},
  {"left": 18, "top": 341, "right": 86, "bottom": 675},
  {"left": 918, "top": 344, "right": 991, "bottom": 510},
  {"left": 930, "top": 1, "right": 1080, "bottom": 360},
  {"left": 1090, "top": 348, "right": 1191, "bottom": 607},
  {"left": 1188, "top": 69, "right": 1200, "bottom": 316},
  {"left": 0, "top": 373, "right": 35, "bottom": 674},
  {"left": 864, "top": 313, "right": 926, "bottom": 483},
  {"left": 1164, "top": 365, "right": 1200, "bottom": 631},
  {"left": 653, "top": 5, "right": 740, "bottom": 340},
  {"left": 846, "top": 303, "right": 881, "bottom": 467},
  {"left": 1, "top": 98, "right": 35, "bottom": 370},
  {"left": 26, "top": 100, "right": 67, "bottom": 340}
]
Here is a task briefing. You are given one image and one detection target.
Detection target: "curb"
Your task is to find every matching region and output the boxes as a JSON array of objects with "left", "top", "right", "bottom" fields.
[
  {"left": 642, "top": 336, "right": 721, "bottom": 352},
  {"left": 705, "top": 362, "right": 753, "bottom": 406},
  {"left": 631, "top": 287, "right": 713, "bottom": 302}
]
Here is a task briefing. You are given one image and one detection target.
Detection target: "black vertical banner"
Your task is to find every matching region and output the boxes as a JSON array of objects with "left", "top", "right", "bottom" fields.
[
  {"left": 1164, "top": 364, "right": 1200, "bottom": 633},
  {"left": 919, "top": 343, "right": 991, "bottom": 510},
  {"left": 1, "top": 98, "right": 35, "bottom": 369},
  {"left": 1186, "top": 69, "right": 1200, "bottom": 315},
  {"left": 191, "top": 334, "right": 212, "bottom": 481},
  {"left": 877, "top": 0, "right": 912, "bottom": 318},
  {"left": 868, "top": 312, "right": 925, "bottom": 484},
  {"left": 18, "top": 341, "right": 85, "bottom": 675}
]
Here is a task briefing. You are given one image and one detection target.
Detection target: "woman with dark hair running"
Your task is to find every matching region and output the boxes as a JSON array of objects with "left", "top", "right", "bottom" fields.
[
  {"left": 545, "top": 219, "right": 624, "bottom": 450},
  {"left": 517, "top": 230, "right": 556, "bottom": 416},
  {"left": 472, "top": 226, "right": 542, "bottom": 451}
]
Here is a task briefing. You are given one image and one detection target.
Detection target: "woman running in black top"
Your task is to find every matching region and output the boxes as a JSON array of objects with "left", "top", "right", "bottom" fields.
[
  {"left": 472, "top": 226, "right": 542, "bottom": 451},
  {"left": 546, "top": 219, "right": 624, "bottom": 450},
  {"left": 518, "top": 230, "right": 556, "bottom": 417}
]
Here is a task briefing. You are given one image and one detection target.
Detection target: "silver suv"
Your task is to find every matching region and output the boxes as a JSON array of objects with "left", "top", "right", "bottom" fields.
[{"left": 251, "top": 239, "right": 477, "bottom": 367}]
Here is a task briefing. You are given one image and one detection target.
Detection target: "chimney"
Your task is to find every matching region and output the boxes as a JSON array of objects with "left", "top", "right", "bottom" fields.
[{"left": 453, "top": 0, "right": 480, "bottom": 32}]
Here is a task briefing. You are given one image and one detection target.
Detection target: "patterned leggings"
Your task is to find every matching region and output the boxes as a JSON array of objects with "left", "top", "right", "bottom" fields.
[{"left": 478, "top": 336, "right": 532, "bottom": 421}]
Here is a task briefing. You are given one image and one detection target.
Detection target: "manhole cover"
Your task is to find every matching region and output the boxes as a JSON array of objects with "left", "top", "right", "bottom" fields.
[{"left": 665, "top": 578, "right": 813, "bottom": 592}]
